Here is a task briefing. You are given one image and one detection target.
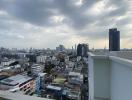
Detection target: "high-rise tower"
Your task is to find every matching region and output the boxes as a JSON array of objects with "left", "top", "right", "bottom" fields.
[{"left": 109, "top": 28, "right": 120, "bottom": 51}]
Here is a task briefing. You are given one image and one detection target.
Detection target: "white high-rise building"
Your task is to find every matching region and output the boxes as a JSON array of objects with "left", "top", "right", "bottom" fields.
[
  {"left": 36, "top": 56, "right": 47, "bottom": 63},
  {"left": 1, "top": 58, "right": 16, "bottom": 66},
  {"left": 31, "top": 64, "right": 44, "bottom": 76}
]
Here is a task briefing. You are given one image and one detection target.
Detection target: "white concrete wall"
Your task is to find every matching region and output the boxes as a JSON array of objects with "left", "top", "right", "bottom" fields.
[
  {"left": 88, "top": 55, "right": 94, "bottom": 100},
  {"left": 94, "top": 58, "right": 110, "bottom": 100},
  {"left": 111, "top": 58, "right": 132, "bottom": 100},
  {"left": 89, "top": 52, "right": 132, "bottom": 100}
]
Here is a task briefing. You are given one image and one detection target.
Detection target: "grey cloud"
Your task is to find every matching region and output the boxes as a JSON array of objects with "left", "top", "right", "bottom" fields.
[
  {"left": 0, "top": 0, "right": 94, "bottom": 29},
  {"left": 0, "top": 0, "right": 129, "bottom": 29},
  {"left": 0, "top": 0, "right": 131, "bottom": 48},
  {"left": 10, "top": 1, "right": 54, "bottom": 26}
]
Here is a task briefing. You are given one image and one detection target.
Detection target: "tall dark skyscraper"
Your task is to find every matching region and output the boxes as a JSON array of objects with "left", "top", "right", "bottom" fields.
[
  {"left": 109, "top": 28, "right": 120, "bottom": 51},
  {"left": 77, "top": 44, "right": 82, "bottom": 56},
  {"left": 77, "top": 43, "right": 89, "bottom": 57}
]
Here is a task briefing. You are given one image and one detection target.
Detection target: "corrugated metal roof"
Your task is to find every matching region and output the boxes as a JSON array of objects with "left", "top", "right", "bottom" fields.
[{"left": 1, "top": 74, "right": 32, "bottom": 86}]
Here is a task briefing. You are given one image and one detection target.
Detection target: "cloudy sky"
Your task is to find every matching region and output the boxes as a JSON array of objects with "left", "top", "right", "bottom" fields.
[{"left": 0, "top": 0, "right": 131, "bottom": 49}]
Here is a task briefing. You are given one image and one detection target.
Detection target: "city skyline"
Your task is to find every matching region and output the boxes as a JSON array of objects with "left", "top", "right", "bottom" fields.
[{"left": 0, "top": 0, "right": 132, "bottom": 49}]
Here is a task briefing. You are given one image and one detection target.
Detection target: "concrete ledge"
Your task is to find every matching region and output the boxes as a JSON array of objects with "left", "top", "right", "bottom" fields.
[
  {"left": 88, "top": 52, "right": 109, "bottom": 59},
  {"left": 89, "top": 52, "right": 132, "bottom": 67},
  {"left": 109, "top": 56, "right": 132, "bottom": 68},
  {"left": 0, "top": 91, "right": 53, "bottom": 100},
  {"left": 95, "top": 97, "right": 110, "bottom": 100}
]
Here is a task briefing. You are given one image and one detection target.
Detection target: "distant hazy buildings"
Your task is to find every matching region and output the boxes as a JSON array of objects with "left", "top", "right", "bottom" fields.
[
  {"left": 77, "top": 44, "right": 89, "bottom": 57},
  {"left": 56, "top": 45, "right": 65, "bottom": 52},
  {"left": 109, "top": 28, "right": 120, "bottom": 51}
]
